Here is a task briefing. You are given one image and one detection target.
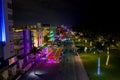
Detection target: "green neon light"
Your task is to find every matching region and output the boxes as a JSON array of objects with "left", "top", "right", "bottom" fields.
[{"left": 50, "top": 30, "right": 54, "bottom": 34}]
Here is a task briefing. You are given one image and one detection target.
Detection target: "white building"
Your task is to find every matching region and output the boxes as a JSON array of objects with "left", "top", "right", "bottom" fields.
[{"left": 0, "top": 0, "right": 17, "bottom": 79}]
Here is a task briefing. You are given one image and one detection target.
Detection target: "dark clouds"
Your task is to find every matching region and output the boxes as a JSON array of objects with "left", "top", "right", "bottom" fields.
[
  {"left": 13, "top": 0, "right": 90, "bottom": 26},
  {"left": 13, "top": 0, "right": 120, "bottom": 32}
]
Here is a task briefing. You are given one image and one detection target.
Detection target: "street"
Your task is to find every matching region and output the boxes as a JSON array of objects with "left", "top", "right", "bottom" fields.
[
  {"left": 18, "top": 41, "right": 89, "bottom": 80},
  {"left": 18, "top": 59, "right": 62, "bottom": 80}
]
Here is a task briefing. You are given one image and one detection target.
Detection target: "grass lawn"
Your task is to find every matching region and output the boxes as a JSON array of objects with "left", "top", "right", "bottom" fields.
[{"left": 79, "top": 49, "right": 120, "bottom": 80}]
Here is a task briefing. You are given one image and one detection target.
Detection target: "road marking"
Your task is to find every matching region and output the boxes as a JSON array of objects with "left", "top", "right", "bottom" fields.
[{"left": 15, "top": 75, "right": 22, "bottom": 80}]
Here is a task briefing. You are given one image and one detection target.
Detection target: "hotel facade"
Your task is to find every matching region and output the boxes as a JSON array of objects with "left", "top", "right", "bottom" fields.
[{"left": 0, "top": 0, "right": 17, "bottom": 79}]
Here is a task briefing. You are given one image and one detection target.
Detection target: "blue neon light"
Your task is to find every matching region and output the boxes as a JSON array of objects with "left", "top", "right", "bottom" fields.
[
  {"left": 0, "top": 0, "right": 6, "bottom": 42},
  {"left": 0, "top": 0, "right": 2, "bottom": 41}
]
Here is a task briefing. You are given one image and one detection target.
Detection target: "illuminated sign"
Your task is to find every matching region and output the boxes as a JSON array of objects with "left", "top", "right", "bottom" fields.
[
  {"left": 9, "top": 57, "right": 17, "bottom": 65},
  {"left": 0, "top": 0, "right": 6, "bottom": 42}
]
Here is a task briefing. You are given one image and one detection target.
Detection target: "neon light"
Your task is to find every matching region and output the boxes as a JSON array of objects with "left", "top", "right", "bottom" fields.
[
  {"left": 41, "top": 43, "right": 46, "bottom": 47},
  {"left": 0, "top": 0, "right": 2, "bottom": 41},
  {"left": 48, "top": 38, "right": 54, "bottom": 41},
  {"left": 0, "top": 0, "right": 6, "bottom": 42},
  {"left": 48, "top": 34, "right": 54, "bottom": 37},
  {"left": 50, "top": 30, "right": 53, "bottom": 34}
]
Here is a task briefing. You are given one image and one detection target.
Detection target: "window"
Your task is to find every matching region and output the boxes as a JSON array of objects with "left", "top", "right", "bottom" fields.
[
  {"left": 7, "top": 3, "right": 12, "bottom": 9},
  {"left": 8, "top": 14, "right": 13, "bottom": 20}
]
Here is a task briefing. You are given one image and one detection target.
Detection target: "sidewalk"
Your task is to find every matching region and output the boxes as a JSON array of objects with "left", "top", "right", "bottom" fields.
[{"left": 74, "top": 55, "right": 89, "bottom": 80}]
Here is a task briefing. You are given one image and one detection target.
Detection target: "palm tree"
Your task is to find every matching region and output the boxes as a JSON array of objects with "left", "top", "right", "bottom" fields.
[
  {"left": 30, "top": 46, "right": 38, "bottom": 58},
  {"left": 104, "top": 35, "right": 118, "bottom": 66},
  {"left": 104, "top": 40, "right": 110, "bottom": 66},
  {"left": 30, "top": 46, "right": 38, "bottom": 74}
]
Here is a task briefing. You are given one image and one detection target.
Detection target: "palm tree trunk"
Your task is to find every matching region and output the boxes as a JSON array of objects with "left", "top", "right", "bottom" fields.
[
  {"left": 34, "top": 54, "right": 36, "bottom": 74},
  {"left": 106, "top": 47, "right": 110, "bottom": 66}
]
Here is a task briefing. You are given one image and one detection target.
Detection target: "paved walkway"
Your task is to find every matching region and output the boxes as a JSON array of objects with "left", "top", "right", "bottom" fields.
[
  {"left": 74, "top": 55, "right": 89, "bottom": 80},
  {"left": 61, "top": 41, "right": 89, "bottom": 80}
]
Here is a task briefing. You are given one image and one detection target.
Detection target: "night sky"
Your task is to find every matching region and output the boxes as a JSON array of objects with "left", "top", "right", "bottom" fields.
[{"left": 13, "top": 0, "right": 120, "bottom": 32}]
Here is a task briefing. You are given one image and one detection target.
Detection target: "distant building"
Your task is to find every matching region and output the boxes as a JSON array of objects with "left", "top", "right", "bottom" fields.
[{"left": 29, "top": 23, "right": 43, "bottom": 48}]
